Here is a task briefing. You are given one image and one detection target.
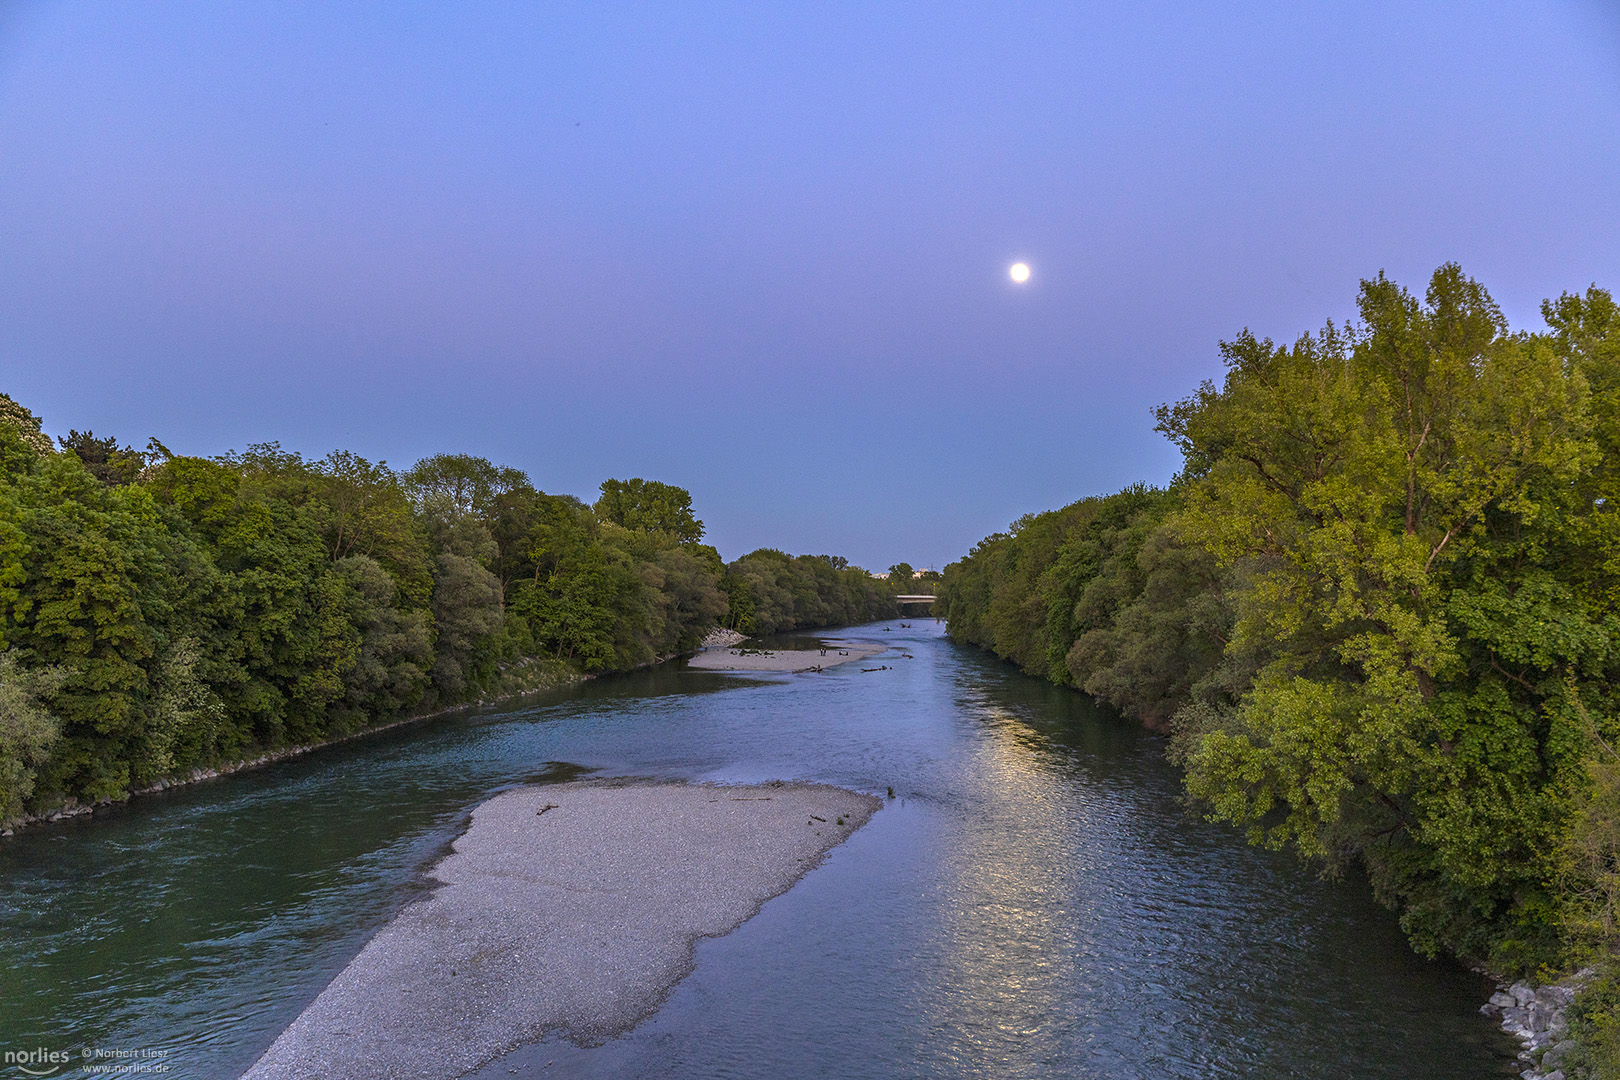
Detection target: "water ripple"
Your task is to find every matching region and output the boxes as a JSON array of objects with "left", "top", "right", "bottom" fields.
[{"left": 0, "top": 624, "right": 1517, "bottom": 1079}]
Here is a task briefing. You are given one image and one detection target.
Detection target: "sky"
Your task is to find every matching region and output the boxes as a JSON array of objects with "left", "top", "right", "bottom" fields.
[{"left": 2, "top": 2, "right": 1618, "bottom": 571}]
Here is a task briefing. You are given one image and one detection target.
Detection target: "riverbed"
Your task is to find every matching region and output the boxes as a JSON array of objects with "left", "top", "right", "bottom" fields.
[{"left": 0, "top": 622, "right": 1519, "bottom": 1078}]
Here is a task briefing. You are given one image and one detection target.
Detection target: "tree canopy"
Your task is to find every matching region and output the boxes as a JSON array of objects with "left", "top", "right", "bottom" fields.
[
  {"left": 593, "top": 478, "right": 705, "bottom": 544},
  {"left": 0, "top": 410, "right": 919, "bottom": 829},
  {"left": 940, "top": 266, "right": 1620, "bottom": 981},
  {"left": 0, "top": 409, "right": 926, "bottom": 835}
]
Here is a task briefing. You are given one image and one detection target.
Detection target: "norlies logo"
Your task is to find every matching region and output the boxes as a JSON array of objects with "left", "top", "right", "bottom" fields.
[{"left": 4, "top": 1048, "right": 69, "bottom": 1077}]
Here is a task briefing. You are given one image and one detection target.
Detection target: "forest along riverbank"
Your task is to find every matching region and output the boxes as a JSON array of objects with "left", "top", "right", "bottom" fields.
[
  {"left": 932, "top": 272, "right": 1620, "bottom": 1068},
  {"left": 0, "top": 392, "right": 919, "bottom": 839},
  {"left": 243, "top": 780, "right": 881, "bottom": 1080},
  {"left": 0, "top": 665, "right": 585, "bottom": 839}
]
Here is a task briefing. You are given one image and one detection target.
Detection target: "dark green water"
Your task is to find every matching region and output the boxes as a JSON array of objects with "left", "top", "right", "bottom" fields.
[{"left": 0, "top": 623, "right": 1517, "bottom": 1078}]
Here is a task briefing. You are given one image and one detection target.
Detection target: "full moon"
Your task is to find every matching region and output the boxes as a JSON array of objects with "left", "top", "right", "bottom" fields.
[{"left": 1009, "top": 262, "right": 1031, "bottom": 284}]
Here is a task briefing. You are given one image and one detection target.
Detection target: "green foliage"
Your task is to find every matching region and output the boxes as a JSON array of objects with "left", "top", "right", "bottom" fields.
[
  {"left": 1165, "top": 265, "right": 1601, "bottom": 967},
  {"left": 943, "top": 264, "right": 1620, "bottom": 976},
  {"left": 0, "top": 652, "right": 67, "bottom": 823},
  {"left": 57, "top": 430, "right": 149, "bottom": 486},
  {"left": 429, "top": 552, "right": 503, "bottom": 695},
  {"left": 401, "top": 453, "right": 531, "bottom": 523},
  {"left": 312, "top": 451, "right": 429, "bottom": 602},
  {"left": 723, "top": 550, "right": 899, "bottom": 635},
  {"left": 0, "top": 397, "right": 890, "bottom": 824},
  {"left": 594, "top": 478, "right": 705, "bottom": 544},
  {"left": 1565, "top": 968, "right": 1620, "bottom": 1079},
  {"left": 144, "top": 637, "right": 224, "bottom": 779},
  {"left": 330, "top": 555, "right": 432, "bottom": 726},
  {"left": 935, "top": 483, "right": 1221, "bottom": 726},
  {"left": 0, "top": 394, "right": 53, "bottom": 456},
  {"left": 643, "top": 546, "right": 729, "bottom": 655},
  {"left": 1067, "top": 512, "right": 1239, "bottom": 727}
]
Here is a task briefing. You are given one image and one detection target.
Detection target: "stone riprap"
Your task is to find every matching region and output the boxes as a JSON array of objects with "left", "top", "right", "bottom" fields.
[
  {"left": 697, "top": 627, "right": 748, "bottom": 650},
  {"left": 1482, "top": 970, "right": 1593, "bottom": 1079},
  {"left": 242, "top": 779, "right": 881, "bottom": 1080}
]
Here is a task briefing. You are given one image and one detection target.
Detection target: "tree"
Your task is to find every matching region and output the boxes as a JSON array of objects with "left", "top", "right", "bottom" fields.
[
  {"left": 0, "top": 385, "right": 890, "bottom": 824},
  {"left": 940, "top": 265, "right": 1620, "bottom": 971},
  {"left": 8, "top": 458, "right": 168, "bottom": 801},
  {"left": 1162, "top": 265, "right": 1599, "bottom": 964},
  {"left": 428, "top": 552, "right": 502, "bottom": 697},
  {"left": 594, "top": 478, "right": 704, "bottom": 544},
  {"left": 643, "top": 546, "right": 728, "bottom": 654},
  {"left": 0, "top": 652, "right": 67, "bottom": 823},
  {"left": 723, "top": 548, "right": 897, "bottom": 634},
  {"left": 402, "top": 454, "right": 531, "bottom": 527},
  {"left": 0, "top": 394, "right": 52, "bottom": 456},
  {"left": 143, "top": 637, "right": 224, "bottom": 779},
  {"left": 1544, "top": 285, "right": 1620, "bottom": 610},
  {"left": 310, "top": 451, "right": 430, "bottom": 607},
  {"left": 57, "top": 431, "right": 145, "bottom": 486},
  {"left": 331, "top": 556, "right": 432, "bottom": 725}
]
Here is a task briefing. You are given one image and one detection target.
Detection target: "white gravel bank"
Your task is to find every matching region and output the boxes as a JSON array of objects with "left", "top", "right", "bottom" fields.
[
  {"left": 242, "top": 779, "right": 881, "bottom": 1080},
  {"left": 686, "top": 641, "right": 888, "bottom": 672}
]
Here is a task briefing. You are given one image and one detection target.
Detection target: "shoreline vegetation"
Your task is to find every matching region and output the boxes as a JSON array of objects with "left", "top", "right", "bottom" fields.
[
  {"left": 937, "top": 266, "right": 1620, "bottom": 1078},
  {"left": 243, "top": 779, "right": 883, "bottom": 1080},
  {"left": 0, "top": 397, "right": 929, "bottom": 837},
  {"left": 0, "top": 660, "right": 586, "bottom": 837},
  {"left": 0, "top": 628, "right": 889, "bottom": 837}
]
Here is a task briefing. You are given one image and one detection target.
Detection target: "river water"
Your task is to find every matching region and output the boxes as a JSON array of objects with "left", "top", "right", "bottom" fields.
[{"left": 0, "top": 622, "right": 1517, "bottom": 1079}]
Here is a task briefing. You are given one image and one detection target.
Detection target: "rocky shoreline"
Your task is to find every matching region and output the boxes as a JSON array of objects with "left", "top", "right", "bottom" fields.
[
  {"left": 1482, "top": 970, "right": 1594, "bottom": 1079},
  {"left": 699, "top": 627, "right": 749, "bottom": 650}
]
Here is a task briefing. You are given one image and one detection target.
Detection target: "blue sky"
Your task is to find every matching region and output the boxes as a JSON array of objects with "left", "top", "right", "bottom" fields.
[{"left": 2, "top": 2, "right": 1618, "bottom": 570}]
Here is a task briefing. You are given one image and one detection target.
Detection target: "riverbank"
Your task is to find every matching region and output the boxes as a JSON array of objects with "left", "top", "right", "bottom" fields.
[
  {"left": 1, "top": 621, "right": 1514, "bottom": 1079},
  {"left": 0, "top": 660, "right": 586, "bottom": 840},
  {"left": 243, "top": 779, "right": 882, "bottom": 1080},
  {"left": 699, "top": 627, "right": 748, "bottom": 650},
  {"left": 686, "top": 640, "right": 889, "bottom": 672},
  {"left": 0, "top": 626, "right": 895, "bottom": 840}
]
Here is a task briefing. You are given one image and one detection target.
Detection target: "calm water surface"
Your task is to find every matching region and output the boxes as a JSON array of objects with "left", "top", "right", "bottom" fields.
[{"left": 0, "top": 623, "right": 1517, "bottom": 1078}]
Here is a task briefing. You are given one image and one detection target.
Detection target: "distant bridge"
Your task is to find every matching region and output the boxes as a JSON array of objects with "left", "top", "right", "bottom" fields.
[{"left": 895, "top": 594, "right": 938, "bottom": 610}]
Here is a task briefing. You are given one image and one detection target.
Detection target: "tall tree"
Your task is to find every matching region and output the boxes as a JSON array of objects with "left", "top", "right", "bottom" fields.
[
  {"left": 57, "top": 431, "right": 146, "bottom": 486},
  {"left": 1160, "top": 265, "right": 1600, "bottom": 964},
  {"left": 594, "top": 478, "right": 704, "bottom": 544},
  {"left": 0, "top": 652, "right": 67, "bottom": 822}
]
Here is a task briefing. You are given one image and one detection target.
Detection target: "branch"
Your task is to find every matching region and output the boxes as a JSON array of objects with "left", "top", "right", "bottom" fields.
[
  {"left": 1238, "top": 453, "right": 1297, "bottom": 501},
  {"left": 1489, "top": 656, "right": 1539, "bottom": 695},
  {"left": 1568, "top": 677, "right": 1620, "bottom": 765}
]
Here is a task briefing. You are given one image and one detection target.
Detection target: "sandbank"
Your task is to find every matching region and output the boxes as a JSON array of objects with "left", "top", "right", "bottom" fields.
[
  {"left": 685, "top": 640, "right": 888, "bottom": 672},
  {"left": 242, "top": 779, "right": 881, "bottom": 1080}
]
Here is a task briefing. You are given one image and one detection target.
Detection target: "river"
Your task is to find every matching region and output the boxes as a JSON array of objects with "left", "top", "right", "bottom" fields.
[{"left": 0, "top": 621, "right": 1517, "bottom": 1078}]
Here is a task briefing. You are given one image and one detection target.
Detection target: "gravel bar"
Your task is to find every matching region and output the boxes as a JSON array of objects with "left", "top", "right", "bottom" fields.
[
  {"left": 241, "top": 779, "right": 882, "bottom": 1080},
  {"left": 685, "top": 641, "right": 888, "bottom": 672}
]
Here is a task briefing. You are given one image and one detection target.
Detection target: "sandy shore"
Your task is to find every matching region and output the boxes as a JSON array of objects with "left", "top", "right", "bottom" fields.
[
  {"left": 242, "top": 779, "right": 882, "bottom": 1080},
  {"left": 685, "top": 640, "right": 888, "bottom": 672}
]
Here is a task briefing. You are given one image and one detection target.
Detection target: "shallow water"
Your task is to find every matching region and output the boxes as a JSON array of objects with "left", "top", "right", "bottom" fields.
[{"left": 0, "top": 622, "right": 1517, "bottom": 1078}]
